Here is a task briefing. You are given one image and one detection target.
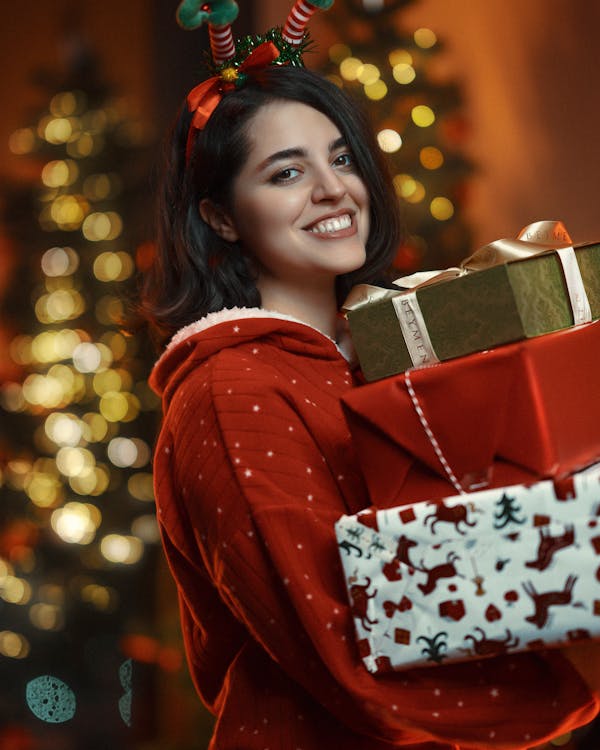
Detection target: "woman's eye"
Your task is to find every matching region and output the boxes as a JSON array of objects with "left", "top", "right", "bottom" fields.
[
  {"left": 333, "top": 152, "right": 354, "bottom": 169},
  {"left": 271, "top": 167, "right": 301, "bottom": 183}
]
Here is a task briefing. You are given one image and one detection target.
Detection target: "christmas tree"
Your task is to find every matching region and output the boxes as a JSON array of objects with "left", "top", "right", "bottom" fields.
[
  {"left": 318, "top": 0, "right": 473, "bottom": 274},
  {"left": 0, "top": 45, "right": 175, "bottom": 747}
]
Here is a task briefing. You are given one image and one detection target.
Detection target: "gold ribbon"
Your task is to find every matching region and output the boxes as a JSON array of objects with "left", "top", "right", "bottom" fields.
[{"left": 343, "top": 220, "right": 573, "bottom": 312}]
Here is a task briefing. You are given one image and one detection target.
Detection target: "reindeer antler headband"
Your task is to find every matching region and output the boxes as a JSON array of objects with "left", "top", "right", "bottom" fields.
[{"left": 177, "top": 0, "right": 334, "bottom": 157}]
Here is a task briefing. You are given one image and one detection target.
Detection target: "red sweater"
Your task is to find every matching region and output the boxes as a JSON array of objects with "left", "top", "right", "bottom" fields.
[{"left": 149, "top": 308, "right": 597, "bottom": 750}]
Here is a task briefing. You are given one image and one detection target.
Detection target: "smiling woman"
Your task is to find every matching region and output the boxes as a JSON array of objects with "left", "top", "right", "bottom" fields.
[
  {"left": 140, "top": 64, "right": 399, "bottom": 346},
  {"left": 199, "top": 99, "right": 371, "bottom": 335},
  {"left": 135, "top": 5, "right": 597, "bottom": 749}
]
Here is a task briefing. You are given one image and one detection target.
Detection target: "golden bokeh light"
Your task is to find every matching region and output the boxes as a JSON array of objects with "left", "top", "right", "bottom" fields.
[
  {"left": 414, "top": 27, "right": 437, "bottom": 49},
  {"left": 82, "top": 412, "right": 109, "bottom": 442},
  {"left": 72, "top": 341, "right": 113, "bottom": 373},
  {"left": 1, "top": 576, "right": 32, "bottom": 605},
  {"left": 24, "top": 470, "right": 63, "bottom": 509},
  {"left": 101, "top": 332, "right": 128, "bottom": 361},
  {"left": 411, "top": 105, "right": 436, "bottom": 127},
  {"left": 49, "top": 194, "right": 89, "bottom": 230},
  {"left": 430, "top": 196, "right": 455, "bottom": 220},
  {"left": 80, "top": 583, "right": 117, "bottom": 612},
  {"left": 55, "top": 447, "right": 95, "bottom": 478},
  {"left": 0, "top": 382, "right": 26, "bottom": 413},
  {"left": 9, "top": 127, "right": 36, "bottom": 155},
  {"left": 127, "top": 472, "right": 154, "bottom": 502},
  {"left": 364, "top": 80, "right": 388, "bottom": 101},
  {"left": 377, "top": 129, "right": 402, "bottom": 153},
  {"left": 41, "top": 246, "right": 80, "bottom": 277},
  {"left": 93, "top": 251, "right": 135, "bottom": 282},
  {"left": 29, "top": 603, "right": 64, "bottom": 631},
  {"left": 41, "top": 159, "right": 79, "bottom": 188},
  {"left": 339, "top": 56, "right": 363, "bottom": 81},
  {"left": 356, "top": 63, "right": 380, "bottom": 86},
  {"left": 99, "top": 391, "right": 140, "bottom": 423},
  {"left": 81, "top": 211, "right": 123, "bottom": 242},
  {"left": 44, "top": 413, "right": 83, "bottom": 447},
  {"left": 393, "top": 174, "right": 426, "bottom": 203},
  {"left": 392, "top": 63, "right": 416, "bottom": 85},
  {"left": 388, "top": 49, "right": 412, "bottom": 67},
  {"left": 43, "top": 117, "right": 76, "bottom": 145},
  {"left": 0, "top": 631, "right": 30, "bottom": 659},
  {"left": 100, "top": 534, "right": 143, "bottom": 565},
  {"left": 69, "top": 465, "right": 110, "bottom": 496},
  {"left": 420, "top": 146, "right": 444, "bottom": 170},
  {"left": 49, "top": 91, "right": 83, "bottom": 117},
  {"left": 51, "top": 502, "right": 101, "bottom": 544}
]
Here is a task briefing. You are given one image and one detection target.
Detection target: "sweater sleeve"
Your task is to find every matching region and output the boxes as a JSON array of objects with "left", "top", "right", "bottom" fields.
[{"left": 154, "top": 353, "right": 597, "bottom": 749}]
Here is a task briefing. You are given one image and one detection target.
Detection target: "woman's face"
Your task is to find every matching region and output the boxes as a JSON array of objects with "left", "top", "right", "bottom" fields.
[{"left": 221, "top": 100, "right": 370, "bottom": 288}]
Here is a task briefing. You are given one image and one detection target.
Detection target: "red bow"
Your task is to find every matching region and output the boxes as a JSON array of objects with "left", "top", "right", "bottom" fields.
[{"left": 185, "top": 41, "right": 280, "bottom": 159}]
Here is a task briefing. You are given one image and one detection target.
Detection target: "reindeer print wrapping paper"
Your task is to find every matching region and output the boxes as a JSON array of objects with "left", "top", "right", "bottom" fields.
[{"left": 336, "top": 461, "right": 600, "bottom": 673}]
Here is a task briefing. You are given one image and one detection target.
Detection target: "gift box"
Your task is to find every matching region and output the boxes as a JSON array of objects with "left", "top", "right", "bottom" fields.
[
  {"left": 341, "top": 320, "right": 600, "bottom": 507},
  {"left": 335, "top": 462, "right": 600, "bottom": 673},
  {"left": 345, "top": 229, "right": 600, "bottom": 382}
]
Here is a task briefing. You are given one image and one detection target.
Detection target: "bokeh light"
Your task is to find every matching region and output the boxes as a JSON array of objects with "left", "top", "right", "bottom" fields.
[
  {"left": 420, "top": 146, "right": 444, "bottom": 170},
  {"left": 51, "top": 502, "right": 101, "bottom": 544},
  {"left": 414, "top": 27, "right": 437, "bottom": 49},
  {"left": 411, "top": 105, "right": 436, "bottom": 127},
  {"left": 430, "top": 196, "right": 455, "bottom": 220},
  {"left": 377, "top": 129, "right": 402, "bottom": 153},
  {"left": 339, "top": 57, "right": 363, "bottom": 81},
  {"left": 100, "top": 535, "right": 143, "bottom": 565}
]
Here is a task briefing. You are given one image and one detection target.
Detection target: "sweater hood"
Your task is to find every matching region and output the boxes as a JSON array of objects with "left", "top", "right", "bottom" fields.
[{"left": 149, "top": 307, "right": 355, "bottom": 403}]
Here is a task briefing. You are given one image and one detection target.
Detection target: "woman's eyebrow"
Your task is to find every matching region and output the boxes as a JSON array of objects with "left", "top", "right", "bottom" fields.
[
  {"left": 256, "top": 137, "right": 347, "bottom": 173},
  {"left": 257, "top": 147, "right": 306, "bottom": 172}
]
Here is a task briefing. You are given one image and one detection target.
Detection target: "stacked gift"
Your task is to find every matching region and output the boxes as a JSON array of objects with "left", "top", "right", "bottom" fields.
[
  {"left": 335, "top": 462, "right": 600, "bottom": 673},
  {"left": 345, "top": 221, "right": 600, "bottom": 382},
  {"left": 341, "top": 319, "right": 600, "bottom": 507},
  {"left": 336, "top": 222, "right": 600, "bottom": 672}
]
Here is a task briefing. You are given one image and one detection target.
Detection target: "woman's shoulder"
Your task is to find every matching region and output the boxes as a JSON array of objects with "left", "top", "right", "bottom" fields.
[{"left": 151, "top": 307, "right": 351, "bottom": 401}]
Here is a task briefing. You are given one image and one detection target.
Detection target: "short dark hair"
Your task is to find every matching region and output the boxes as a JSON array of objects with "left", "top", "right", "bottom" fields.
[{"left": 138, "top": 65, "right": 403, "bottom": 345}]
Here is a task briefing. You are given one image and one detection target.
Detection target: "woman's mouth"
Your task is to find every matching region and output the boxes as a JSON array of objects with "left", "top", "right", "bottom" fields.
[{"left": 306, "top": 213, "right": 356, "bottom": 238}]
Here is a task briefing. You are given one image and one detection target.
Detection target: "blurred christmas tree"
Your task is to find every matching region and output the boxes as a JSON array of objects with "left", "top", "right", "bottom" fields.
[
  {"left": 0, "top": 40, "right": 174, "bottom": 749},
  {"left": 319, "top": 0, "right": 473, "bottom": 274}
]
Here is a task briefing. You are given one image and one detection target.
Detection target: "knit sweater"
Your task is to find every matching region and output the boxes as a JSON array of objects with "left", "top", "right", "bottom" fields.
[{"left": 149, "top": 307, "right": 596, "bottom": 750}]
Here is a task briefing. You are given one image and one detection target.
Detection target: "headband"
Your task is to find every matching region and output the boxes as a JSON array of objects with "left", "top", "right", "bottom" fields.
[{"left": 177, "top": 0, "right": 335, "bottom": 159}]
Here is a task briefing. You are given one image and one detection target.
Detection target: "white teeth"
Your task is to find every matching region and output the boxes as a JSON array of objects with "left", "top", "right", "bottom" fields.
[{"left": 309, "top": 214, "right": 352, "bottom": 234}]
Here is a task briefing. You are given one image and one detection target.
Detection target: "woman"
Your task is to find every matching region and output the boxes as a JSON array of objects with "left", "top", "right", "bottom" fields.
[{"left": 141, "top": 63, "right": 597, "bottom": 750}]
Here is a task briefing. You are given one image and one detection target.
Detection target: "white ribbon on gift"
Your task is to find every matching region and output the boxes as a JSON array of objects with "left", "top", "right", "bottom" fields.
[
  {"left": 391, "top": 293, "right": 439, "bottom": 366},
  {"left": 556, "top": 247, "right": 592, "bottom": 325}
]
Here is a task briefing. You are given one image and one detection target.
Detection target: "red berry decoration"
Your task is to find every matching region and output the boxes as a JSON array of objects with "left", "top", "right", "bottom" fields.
[{"left": 504, "top": 590, "right": 519, "bottom": 603}]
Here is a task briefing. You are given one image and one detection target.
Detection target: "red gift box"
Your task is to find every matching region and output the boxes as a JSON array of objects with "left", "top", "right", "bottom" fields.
[{"left": 342, "top": 321, "right": 600, "bottom": 507}]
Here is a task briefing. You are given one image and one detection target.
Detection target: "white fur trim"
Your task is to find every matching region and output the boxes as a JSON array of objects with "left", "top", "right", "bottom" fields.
[{"left": 155, "top": 307, "right": 355, "bottom": 367}]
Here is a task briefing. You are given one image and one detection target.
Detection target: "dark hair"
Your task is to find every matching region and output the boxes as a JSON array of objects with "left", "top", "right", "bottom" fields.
[{"left": 139, "top": 65, "right": 403, "bottom": 345}]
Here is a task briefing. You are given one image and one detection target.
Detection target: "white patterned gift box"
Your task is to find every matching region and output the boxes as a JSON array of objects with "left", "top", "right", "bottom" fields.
[{"left": 335, "top": 462, "right": 600, "bottom": 674}]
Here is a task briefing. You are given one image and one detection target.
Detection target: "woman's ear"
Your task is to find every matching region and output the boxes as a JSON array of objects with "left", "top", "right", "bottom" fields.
[{"left": 199, "top": 199, "right": 239, "bottom": 242}]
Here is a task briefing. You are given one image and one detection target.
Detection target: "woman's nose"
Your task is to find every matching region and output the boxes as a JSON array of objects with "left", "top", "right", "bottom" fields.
[{"left": 311, "top": 168, "right": 347, "bottom": 203}]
